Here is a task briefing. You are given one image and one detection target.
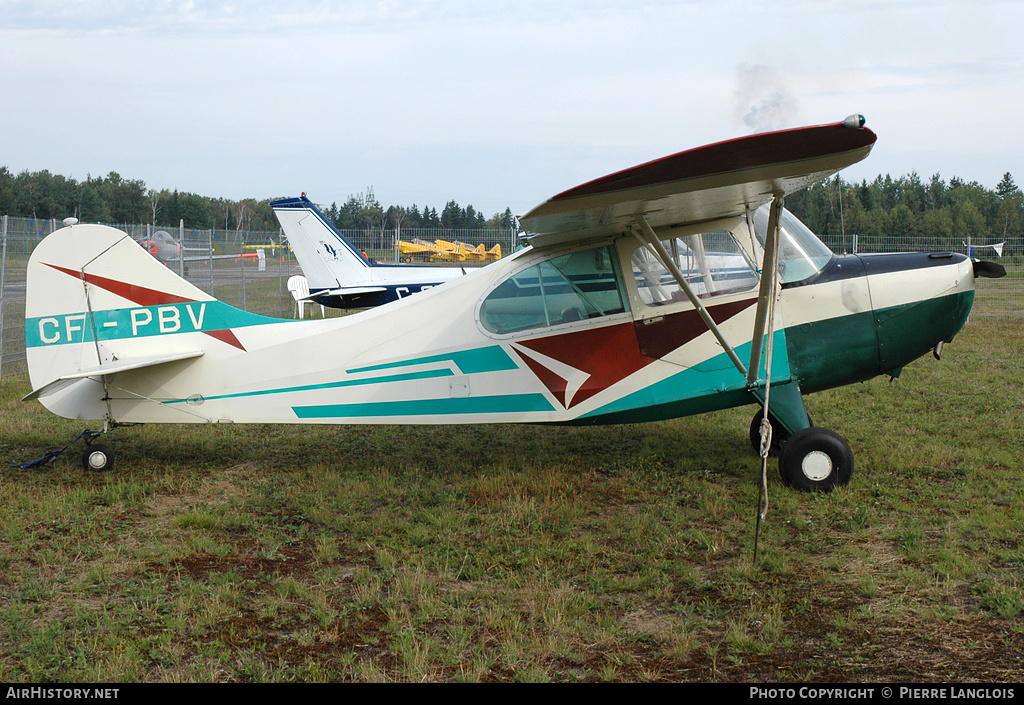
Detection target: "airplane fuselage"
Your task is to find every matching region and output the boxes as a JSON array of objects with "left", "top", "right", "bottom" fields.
[
  {"left": 25, "top": 118, "right": 995, "bottom": 488},
  {"left": 26, "top": 214, "right": 975, "bottom": 434}
]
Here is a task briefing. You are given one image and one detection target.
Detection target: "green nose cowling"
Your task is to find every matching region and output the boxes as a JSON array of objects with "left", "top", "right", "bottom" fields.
[{"left": 873, "top": 288, "right": 974, "bottom": 375}]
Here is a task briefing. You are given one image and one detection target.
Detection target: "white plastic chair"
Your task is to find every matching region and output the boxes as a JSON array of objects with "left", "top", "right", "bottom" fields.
[{"left": 287, "top": 275, "right": 324, "bottom": 319}]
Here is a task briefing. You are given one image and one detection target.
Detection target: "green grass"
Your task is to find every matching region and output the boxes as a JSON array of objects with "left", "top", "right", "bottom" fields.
[{"left": 0, "top": 320, "right": 1021, "bottom": 682}]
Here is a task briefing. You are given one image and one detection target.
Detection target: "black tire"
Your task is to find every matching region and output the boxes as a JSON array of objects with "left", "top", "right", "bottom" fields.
[
  {"left": 778, "top": 427, "right": 852, "bottom": 492},
  {"left": 749, "top": 409, "right": 812, "bottom": 457},
  {"left": 82, "top": 443, "right": 114, "bottom": 473}
]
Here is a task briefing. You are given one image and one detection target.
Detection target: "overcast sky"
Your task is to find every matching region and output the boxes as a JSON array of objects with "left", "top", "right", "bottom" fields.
[{"left": 2, "top": 0, "right": 1022, "bottom": 217}]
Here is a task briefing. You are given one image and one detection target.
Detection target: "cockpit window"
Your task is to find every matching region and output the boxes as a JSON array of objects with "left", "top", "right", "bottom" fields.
[
  {"left": 631, "top": 229, "right": 760, "bottom": 306},
  {"left": 751, "top": 205, "right": 834, "bottom": 283},
  {"left": 480, "top": 245, "right": 627, "bottom": 335}
]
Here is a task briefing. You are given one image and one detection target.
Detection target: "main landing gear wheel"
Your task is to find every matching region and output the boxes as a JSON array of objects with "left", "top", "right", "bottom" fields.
[
  {"left": 82, "top": 443, "right": 114, "bottom": 473},
  {"left": 749, "top": 409, "right": 812, "bottom": 457},
  {"left": 778, "top": 427, "right": 852, "bottom": 492}
]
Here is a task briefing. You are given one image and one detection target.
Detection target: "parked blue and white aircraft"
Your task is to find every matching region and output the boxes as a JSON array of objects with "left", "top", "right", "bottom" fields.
[
  {"left": 22, "top": 116, "right": 1004, "bottom": 490},
  {"left": 271, "top": 195, "right": 469, "bottom": 308}
]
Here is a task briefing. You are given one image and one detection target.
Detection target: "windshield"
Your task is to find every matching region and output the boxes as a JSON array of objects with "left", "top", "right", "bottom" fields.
[{"left": 751, "top": 205, "right": 834, "bottom": 283}]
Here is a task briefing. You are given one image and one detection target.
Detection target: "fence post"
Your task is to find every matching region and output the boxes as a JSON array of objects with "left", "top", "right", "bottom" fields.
[
  {"left": 240, "top": 229, "right": 247, "bottom": 311},
  {"left": 208, "top": 229, "right": 214, "bottom": 296},
  {"left": 178, "top": 220, "right": 185, "bottom": 279},
  {"left": 278, "top": 228, "right": 284, "bottom": 315},
  {"left": 0, "top": 215, "right": 7, "bottom": 378}
]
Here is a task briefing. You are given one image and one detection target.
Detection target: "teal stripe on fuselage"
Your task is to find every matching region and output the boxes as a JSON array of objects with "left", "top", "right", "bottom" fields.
[
  {"left": 26, "top": 301, "right": 283, "bottom": 348},
  {"left": 346, "top": 345, "right": 518, "bottom": 375},
  {"left": 292, "top": 393, "right": 554, "bottom": 419},
  {"left": 159, "top": 345, "right": 522, "bottom": 406},
  {"left": 163, "top": 368, "right": 455, "bottom": 405}
]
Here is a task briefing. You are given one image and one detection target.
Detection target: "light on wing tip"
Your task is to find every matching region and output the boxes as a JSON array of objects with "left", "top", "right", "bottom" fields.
[{"left": 842, "top": 114, "right": 866, "bottom": 129}]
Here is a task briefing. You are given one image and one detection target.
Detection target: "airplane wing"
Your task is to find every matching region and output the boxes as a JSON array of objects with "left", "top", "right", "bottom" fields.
[
  {"left": 519, "top": 116, "right": 876, "bottom": 248},
  {"left": 170, "top": 253, "right": 258, "bottom": 262}
]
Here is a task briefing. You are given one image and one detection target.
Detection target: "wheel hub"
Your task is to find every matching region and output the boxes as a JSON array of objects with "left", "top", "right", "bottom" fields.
[
  {"left": 86, "top": 449, "right": 107, "bottom": 470},
  {"left": 801, "top": 450, "right": 833, "bottom": 481}
]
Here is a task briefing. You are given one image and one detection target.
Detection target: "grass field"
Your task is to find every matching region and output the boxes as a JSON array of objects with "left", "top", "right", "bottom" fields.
[{"left": 0, "top": 320, "right": 1021, "bottom": 682}]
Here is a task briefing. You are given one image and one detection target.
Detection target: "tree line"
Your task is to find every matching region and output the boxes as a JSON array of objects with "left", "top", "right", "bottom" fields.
[
  {"left": 2, "top": 165, "right": 1021, "bottom": 253},
  {"left": 785, "top": 172, "right": 1022, "bottom": 253},
  {"left": 320, "top": 187, "right": 518, "bottom": 232},
  {"left": 0, "top": 167, "right": 518, "bottom": 234}
]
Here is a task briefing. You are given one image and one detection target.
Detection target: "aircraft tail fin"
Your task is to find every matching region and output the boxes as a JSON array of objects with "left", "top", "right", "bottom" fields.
[
  {"left": 271, "top": 196, "right": 372, "bottom": 290},
  {"left": 24, "top": 222, "right": 272, "bottom": 420}
]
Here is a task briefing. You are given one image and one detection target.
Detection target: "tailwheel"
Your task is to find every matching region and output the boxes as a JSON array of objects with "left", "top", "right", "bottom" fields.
[
  {"left": 82, "top": 443, "right": 115, "bottom": 473},
  {"left": 778, "top": 427, "right": 852, "bottom": 492}
]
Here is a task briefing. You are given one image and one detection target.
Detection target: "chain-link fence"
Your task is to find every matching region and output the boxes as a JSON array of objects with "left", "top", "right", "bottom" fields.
[{"left": 1, "top": 215, "right": 1019, "bottom": 377}]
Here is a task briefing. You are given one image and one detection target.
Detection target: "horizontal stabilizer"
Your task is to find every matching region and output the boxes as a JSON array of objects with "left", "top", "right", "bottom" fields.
[
  {"left": 309, "top": 286, "right": 388, "bottom": 299},
  {"left": 23, "top": 350, "right": 204, "bottom": 401}
]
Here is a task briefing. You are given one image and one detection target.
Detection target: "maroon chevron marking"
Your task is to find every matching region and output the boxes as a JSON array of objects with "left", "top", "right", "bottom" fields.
[
  {"left": 515, "top": 352, "right": 572, "bottom": 409},
  {"left": 44, "top": 262, "right": 247, "bottom": 350},
  {"left": 512, "top": 299, "right": 757, "bottom": 409},
  {"left": 512, "top": 322, "right": 655, "bottom": 409},
  {"left": 634, "top": 298, "right": 756, "bottom": 359},
  {"left": 45, "top": 263, "right": 193, "bottom": 306}
]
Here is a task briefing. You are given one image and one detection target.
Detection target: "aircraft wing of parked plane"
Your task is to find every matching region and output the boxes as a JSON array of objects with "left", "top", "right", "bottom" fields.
[
  {"left": 22, "top": 115, "right": 1005, "bottom": 493},
  {"left": 139, "top": 230, "right": 256, "bottom": 267}
]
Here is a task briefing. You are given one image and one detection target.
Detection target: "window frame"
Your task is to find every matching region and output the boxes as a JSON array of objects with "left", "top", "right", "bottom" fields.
[
  {"left": 475, "top": 241, "right": 633, "bottom": 339},
  {"left": 619, "top": 215, "right": 763, "bottom": 320}
]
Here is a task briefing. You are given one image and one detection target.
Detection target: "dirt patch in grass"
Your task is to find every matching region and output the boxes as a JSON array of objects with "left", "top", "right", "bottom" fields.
[{"left": 132, "top": 518, "right": 1024, "bottom": 682}]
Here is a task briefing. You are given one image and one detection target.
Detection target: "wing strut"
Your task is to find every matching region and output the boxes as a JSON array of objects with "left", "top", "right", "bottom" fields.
[
  {"left": 630, "top": 215, "right": 748, "bottom": 378},
  {"left": 747, "top": 195, "right": 784, "bottom": 386},
  {"left": 748, "top": 194, "right": 785, "bottom": 564}
]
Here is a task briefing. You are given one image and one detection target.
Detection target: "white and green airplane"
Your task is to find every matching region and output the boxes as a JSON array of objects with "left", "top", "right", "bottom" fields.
[{"left": 22, "top": 116, "right": 1001, "bottom": 491}]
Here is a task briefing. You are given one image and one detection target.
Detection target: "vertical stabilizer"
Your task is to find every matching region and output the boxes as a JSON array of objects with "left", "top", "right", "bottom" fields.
[
  {"left": 271, "top": 196, "right": 370, "bottom": 290},
  {"left": 23, "top": 222, "right": 274, "bottom": 421}
]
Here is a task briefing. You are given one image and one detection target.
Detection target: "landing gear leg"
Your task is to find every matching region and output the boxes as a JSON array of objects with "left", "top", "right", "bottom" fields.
[
  {"left": 749, "top": 409, "right": 813, "bottom": 457},
  {"left": 749, "top": 380, "right": 813, "bottom": 458}
]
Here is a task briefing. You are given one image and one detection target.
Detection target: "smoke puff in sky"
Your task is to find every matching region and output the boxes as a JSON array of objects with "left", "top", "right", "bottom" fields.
[{"left": 735, "top": 65, "right": 801, "bottom": 134}]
